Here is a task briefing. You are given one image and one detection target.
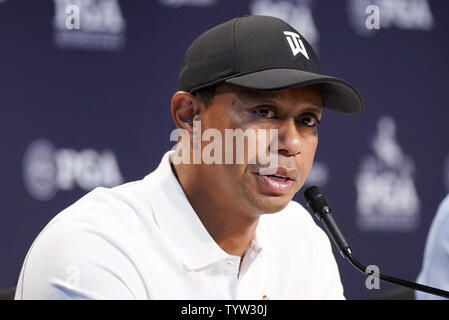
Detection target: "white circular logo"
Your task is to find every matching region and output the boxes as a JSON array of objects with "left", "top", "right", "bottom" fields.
[{"left": 22, "top": 139, "right": 58, "bottom": 201}]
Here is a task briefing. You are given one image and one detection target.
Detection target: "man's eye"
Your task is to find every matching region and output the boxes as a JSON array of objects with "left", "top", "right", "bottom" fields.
[
  {"left": 254, "top": 107, "right": 275, "bottom": 118},
  {"left": 298, "top": 115, "right": 320, "bottom": 127}
]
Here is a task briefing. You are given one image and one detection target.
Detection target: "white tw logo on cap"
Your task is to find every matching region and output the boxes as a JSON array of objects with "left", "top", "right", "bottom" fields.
[{"left": 283, "top": 31, "right": 309, "bottom": 60}]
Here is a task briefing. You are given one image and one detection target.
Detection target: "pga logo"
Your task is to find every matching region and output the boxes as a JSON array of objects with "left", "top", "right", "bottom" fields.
[{"left": 22, "top": 139, "right": 124, "bottom": 201}]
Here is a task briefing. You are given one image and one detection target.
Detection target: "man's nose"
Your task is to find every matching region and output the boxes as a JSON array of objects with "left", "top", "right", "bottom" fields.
[{"left": 273, "top": 118, "right": 301, "bottom": 156}]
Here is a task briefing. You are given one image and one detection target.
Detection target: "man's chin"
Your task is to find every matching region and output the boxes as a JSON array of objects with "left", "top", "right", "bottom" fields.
[{"left": 252, "top": 195, "right": 292, "bottom": 214}]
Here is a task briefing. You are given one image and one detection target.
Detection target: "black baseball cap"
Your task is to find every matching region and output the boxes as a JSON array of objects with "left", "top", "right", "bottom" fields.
[{"left": 176, "top": 15, "right": 363, "bottom": 114}]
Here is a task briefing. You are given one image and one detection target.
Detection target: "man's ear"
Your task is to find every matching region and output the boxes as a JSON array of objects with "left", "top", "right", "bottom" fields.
[{"left": 170, "top": 91, "right": 202, "bottom": 133}]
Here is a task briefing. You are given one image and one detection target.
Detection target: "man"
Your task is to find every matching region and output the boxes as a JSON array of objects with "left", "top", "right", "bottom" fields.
[
  {"left": 416, "top": 194, "right": 449, "bottom": 300},
  {"left": 15, "top": 15, "right": 362, "bottom": 299}
]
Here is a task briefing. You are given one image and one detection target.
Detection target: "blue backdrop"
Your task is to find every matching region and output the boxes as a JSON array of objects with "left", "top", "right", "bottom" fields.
[{"left": 1, "top": 0, "right": 448, "bottom": 299}]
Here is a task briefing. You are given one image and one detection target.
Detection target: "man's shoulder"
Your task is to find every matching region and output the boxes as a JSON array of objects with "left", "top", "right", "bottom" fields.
[
  {"left": 49, "top": 178, "right": 154, "bottom": 235},
  {"left": 19, "top": 178, "right": 156, "bottom": 283},
  {"left": 16, "top": 179, "right": 153, "bottom": 300}
]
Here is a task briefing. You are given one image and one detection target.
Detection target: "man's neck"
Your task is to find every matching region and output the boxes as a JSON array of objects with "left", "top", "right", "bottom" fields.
[
  {"left": 171, "top": 162, "right": 259, "bottom": 258},
  {"left": 191, "top": 196, "right": 260, "bottom": 258}
]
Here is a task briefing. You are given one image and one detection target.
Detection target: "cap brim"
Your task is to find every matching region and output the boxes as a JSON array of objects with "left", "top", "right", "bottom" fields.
[{"left": 225, "top": 69, "right": 363, "bottom": 114}]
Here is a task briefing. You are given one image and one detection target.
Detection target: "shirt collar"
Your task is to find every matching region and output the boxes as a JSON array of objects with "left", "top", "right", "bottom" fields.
[
  {"left": 144, "top": 150, "right": 271, "bottom": 270},
  {"left": 249, "top": 221, "right": 271, "bottom": 256}
]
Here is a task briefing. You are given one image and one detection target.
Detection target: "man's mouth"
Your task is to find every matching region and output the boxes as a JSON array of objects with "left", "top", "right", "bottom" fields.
[
  {"left": 255, "top": 167, "right": 298, "bottom": 181},
  {"left": 253, "top": 168, "right": 297, "bottom": 194},
  {"left": 259, "top": 174, "right": 292, "bottom": 182}
]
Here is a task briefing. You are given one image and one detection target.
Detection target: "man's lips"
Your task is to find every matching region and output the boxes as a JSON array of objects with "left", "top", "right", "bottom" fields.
[
  {"left": 253, "top": 167, "right": 298, "bottom": 194},
  {"left": 254, "top": 167, "right": 298, "bottom": 181}
]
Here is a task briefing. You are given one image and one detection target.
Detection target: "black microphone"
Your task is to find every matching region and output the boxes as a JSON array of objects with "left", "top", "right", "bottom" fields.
[{"left": 304, "top": 186, "right": 449, "bottom": 299}]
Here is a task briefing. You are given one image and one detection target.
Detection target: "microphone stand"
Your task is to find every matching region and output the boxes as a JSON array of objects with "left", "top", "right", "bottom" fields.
[
  {"left": 342, "top": 247, "right": 449, "bottom": 299},
  {"left": 305, "top": 186, "right": 449, "bottom": 299}
]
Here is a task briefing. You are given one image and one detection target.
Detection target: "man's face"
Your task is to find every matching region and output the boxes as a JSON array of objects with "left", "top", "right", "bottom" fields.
[{"left": 194, "top": 83, "right": 323, "bottom": 218}]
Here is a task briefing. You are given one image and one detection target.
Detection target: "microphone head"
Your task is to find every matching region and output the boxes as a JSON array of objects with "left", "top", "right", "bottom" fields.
[{"left": 303, "top": 186, "right": 331, "bottom": 219}]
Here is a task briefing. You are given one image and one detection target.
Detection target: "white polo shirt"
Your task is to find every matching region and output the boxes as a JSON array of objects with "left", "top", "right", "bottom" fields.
[{"left": 15, "top": 151, "right": 345, "bottom": 300}]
